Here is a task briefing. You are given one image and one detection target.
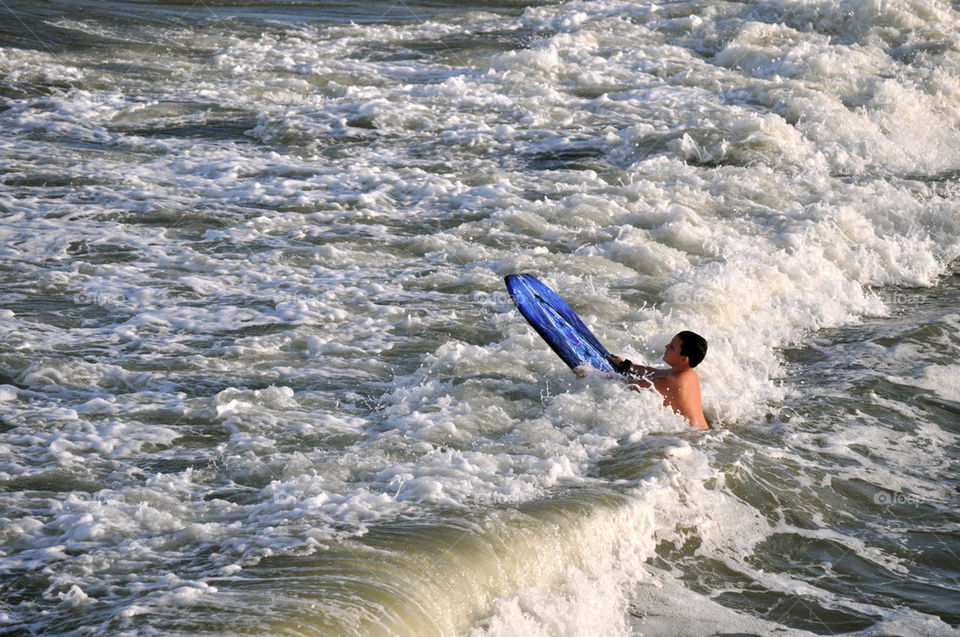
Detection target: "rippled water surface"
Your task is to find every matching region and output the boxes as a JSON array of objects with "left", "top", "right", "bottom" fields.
[{"left": 1, "top": 0, "right": 959, "bottom": 635}]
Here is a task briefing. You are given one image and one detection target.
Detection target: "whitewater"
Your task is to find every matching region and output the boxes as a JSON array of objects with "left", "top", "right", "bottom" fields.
[{"left": 1, "top": 0, "right": 958, "bottom": 635}]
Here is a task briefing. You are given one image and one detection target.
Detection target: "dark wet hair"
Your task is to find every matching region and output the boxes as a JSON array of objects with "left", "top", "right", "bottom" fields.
[{"left": 677, "top": 331, "right": 707, "bottom": 368}]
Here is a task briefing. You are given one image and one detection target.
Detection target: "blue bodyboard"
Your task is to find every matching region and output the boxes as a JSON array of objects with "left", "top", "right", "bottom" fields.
[{"left": 505, "top": 273, "right": 615, "bottom": 373}]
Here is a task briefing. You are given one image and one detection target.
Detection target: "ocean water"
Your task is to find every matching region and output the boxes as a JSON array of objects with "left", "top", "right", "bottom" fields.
[{"left": 1, "top": 0, "right": 959, "bottom": 635}]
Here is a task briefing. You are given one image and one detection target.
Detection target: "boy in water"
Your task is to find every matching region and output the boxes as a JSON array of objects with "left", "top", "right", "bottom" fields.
[{"left": 608, "top": 331, "right": 708, "bottom": 430}]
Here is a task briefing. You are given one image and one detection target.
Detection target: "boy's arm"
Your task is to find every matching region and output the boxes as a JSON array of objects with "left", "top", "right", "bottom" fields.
[{"left": 608, "top": 355, "right": 656, "bottom": 379}]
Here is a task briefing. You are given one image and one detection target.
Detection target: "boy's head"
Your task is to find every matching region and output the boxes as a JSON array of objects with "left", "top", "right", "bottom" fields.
[{"left": 676, "top": 331, "right": 707, "bottom": 368}]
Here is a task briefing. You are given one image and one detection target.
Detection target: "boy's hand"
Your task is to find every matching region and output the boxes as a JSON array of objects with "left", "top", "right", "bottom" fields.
[{"left": 608, "top": 354, "right": 632, "bottom": 375}]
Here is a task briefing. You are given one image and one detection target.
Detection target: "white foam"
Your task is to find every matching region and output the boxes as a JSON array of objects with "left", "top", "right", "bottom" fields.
[
  {"left": 3, "top": 0, "right": 960, "bottom": 634},
  {"left": 893, "top": 362, "right": 960, "bottom": 404}
]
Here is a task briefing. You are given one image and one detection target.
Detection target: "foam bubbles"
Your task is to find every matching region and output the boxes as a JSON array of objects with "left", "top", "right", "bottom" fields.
[{"left": 2, "top": 0, "right": 960, "bottom": 634}]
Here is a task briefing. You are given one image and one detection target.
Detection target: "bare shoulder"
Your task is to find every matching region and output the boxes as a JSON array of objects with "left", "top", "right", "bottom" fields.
[
  {"left": 656, "top": 367, "right": 699, "bottom": 389},
  {"left": 655, "top": 367, "right": 707, "bottom": 429},
  {"left": 676, "top": 367, "right": 701, "bottom": 387}
]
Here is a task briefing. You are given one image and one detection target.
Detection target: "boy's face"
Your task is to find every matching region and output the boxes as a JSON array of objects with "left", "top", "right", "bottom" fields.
[{"left": 662, "top": 334, "right": 688, "bottom": 368}]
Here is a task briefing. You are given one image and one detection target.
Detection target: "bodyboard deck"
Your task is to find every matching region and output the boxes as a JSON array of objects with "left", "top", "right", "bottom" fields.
[{"left": 505, "top": 273, "right": 615, "bottom": 374}]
